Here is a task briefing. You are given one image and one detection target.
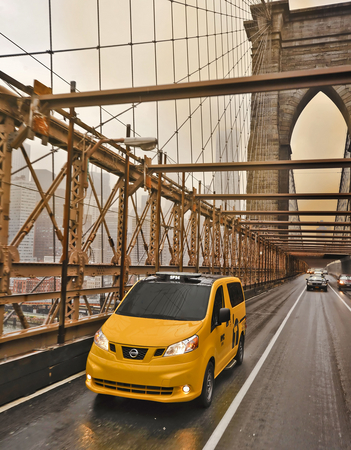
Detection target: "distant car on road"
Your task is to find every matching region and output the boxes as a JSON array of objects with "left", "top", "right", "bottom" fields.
[
  {"left": 306, "top": 275, "right": 328, "bottom": 292},
  {"left": 337, "top": 274, "right": 351, "bottom": 291},
  {"left": 313, "top": 268, "right": 324, "bottom": 276}
]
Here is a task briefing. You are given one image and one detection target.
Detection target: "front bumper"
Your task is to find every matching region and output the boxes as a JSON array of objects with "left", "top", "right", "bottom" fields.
[{"left": 86, "top": 345, "right": 205, "bottom": 403}]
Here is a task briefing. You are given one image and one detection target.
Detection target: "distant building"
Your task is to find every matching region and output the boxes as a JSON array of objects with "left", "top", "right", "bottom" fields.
[
  {"left": 9, "top": 175, "right": 37, "bottom": 261},
  {"left": 12, "top": 277, "right": 61, "bottom": 294},
  {"left": 33, "top": 170, "right": 64, "bottom": 262}
]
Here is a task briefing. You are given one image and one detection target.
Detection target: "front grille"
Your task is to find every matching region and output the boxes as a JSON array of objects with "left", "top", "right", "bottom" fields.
[
  {"left": 109, "top": 343, "right": 116, "bottom": 352},
  {"left": 122, "top": 346, "right": 148, "bottom": 360},
  {"left": 154, "top": 348, "right": 165, "bottom": 357},
  {"left": 93, "top": 378, "right": 173, "bottom": 396}
]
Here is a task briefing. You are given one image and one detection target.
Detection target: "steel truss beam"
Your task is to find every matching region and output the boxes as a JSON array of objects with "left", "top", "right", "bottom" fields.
[
  {"left": 35, "top": 65, "right": 351, "bottom": 109},
  {"left": 221, "top": 210, "right": 351, "bottom": 216},
  {"left": 239, "top": 221, "right": 351, "bottom": 227},
  {"left": 250, "top": 229, "right": 351, "bottom": 234},
  {"left": 196, "top": 193, "right": 351, "bottom": 200},
  {"left": 147, "top": 159, "right": 351, "bottom": 173}
]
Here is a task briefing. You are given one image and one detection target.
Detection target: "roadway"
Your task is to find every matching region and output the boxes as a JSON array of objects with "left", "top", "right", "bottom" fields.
[{"left": 1, "top": 275, "right": 351, "bottom": 450}]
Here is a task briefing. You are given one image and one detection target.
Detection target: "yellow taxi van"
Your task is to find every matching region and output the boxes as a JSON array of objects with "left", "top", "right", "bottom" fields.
[{"left": 86, "top": 272, "right": 246, "bottom": 407}]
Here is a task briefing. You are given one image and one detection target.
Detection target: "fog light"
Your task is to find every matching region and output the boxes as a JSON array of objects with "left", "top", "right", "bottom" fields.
[
  {"left": 87, "top": 374, "right": 92, "bottom": 380},
  {"left": 182, "top": 384, "right": 191, "bottom": 394}
]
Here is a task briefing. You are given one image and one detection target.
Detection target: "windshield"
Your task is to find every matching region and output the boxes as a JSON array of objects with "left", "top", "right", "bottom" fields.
[
  {"left": 309, "top": 276, "right": 324, "bottom": 281},
  {"left": 115, "top": 281, "right": 211, "bottom": 321}
]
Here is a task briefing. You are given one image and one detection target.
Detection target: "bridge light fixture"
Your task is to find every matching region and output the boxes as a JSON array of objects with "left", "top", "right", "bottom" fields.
[{"left": 122, "top": 137, "right": 157, "bottom": 151}]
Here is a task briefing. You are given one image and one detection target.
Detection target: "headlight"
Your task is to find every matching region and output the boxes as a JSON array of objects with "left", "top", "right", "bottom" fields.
[
  {"left": 339, "top": 280, "right": 344, "bottom": 284},
  {"left": 164, "top": 334, "right": 199, "bottom": 357},
  {"left": 94, "top": 328, "right": 109, "bottom": 351}
]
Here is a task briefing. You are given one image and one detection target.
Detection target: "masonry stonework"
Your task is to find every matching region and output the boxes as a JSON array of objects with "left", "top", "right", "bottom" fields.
[{"left": 245, "top": 0, "right": 351, "bottom": 217}]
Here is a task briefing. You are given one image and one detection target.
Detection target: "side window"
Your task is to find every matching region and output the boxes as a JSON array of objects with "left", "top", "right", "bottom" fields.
[
  {"left": 227, "top": 282, "right": 244, "bottom": 308},
  {"left": 211, "top": 285, "right": 224, "bottom": 331}
]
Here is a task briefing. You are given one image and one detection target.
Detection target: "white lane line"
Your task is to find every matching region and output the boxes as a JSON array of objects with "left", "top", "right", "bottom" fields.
[
  {"left": 0, "top": 370, "right": 86, "bottom": 414},
  {"left": 203, "top": 288, "right": 305, "bottom": 450},
  {"left": 330, "top": 285, "right": 351, "bottom": 313}
]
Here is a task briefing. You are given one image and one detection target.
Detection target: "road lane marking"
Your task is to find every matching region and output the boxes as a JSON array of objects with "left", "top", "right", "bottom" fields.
[
  {"left": 203, "top": 288, "right": 305, "bottom": 450},
  {"left": 330, "top": 285, "right": 351, "bottom": 312},
  {"left": 0, "top": 370, "right": 86, "bottom": 414}
]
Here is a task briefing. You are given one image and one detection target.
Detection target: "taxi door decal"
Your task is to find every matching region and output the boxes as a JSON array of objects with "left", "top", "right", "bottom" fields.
[{"left": 232, "top": 315, "right": 239, "bottom": 348}]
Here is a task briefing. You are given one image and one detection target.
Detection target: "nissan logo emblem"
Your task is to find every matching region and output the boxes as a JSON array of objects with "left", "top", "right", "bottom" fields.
[{"left": 129, "top": 348, "right": 139, "bottom": 358}]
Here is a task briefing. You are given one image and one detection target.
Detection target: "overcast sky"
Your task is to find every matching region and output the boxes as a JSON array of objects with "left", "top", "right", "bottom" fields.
[
  {"left": 290, "top": 0, "right": 347, "bottom": 9},
  {"left": 1, "top": 0, "right": 348, "bottom": 212}
]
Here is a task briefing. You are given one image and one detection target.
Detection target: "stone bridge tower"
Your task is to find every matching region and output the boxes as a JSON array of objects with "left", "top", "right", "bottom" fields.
[{"left": 244, "top": 0, "right": 351, "bottom": 217}]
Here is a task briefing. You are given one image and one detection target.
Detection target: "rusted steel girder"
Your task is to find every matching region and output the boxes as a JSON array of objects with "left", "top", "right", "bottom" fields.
[
  {"left": 169, "top": 203, "right": 180, "bottom": 266},
  {"left": 202, "top": 217, "right": 211, "bottom": 267},
  {"left": 0, "top": 115, "right": 28, "bottom": 333},
  {"left": 269, "top": 239, "right": 351, "bottom": 244},
  {"left": 197, "top": 193, "right": 351, "bottom": 201},
  {"left": 145, "top": 192, "right": 158, "bottom": 266},
  {"left": 221, "top": 210, "right": 351, "bottom": 216},
  {"left": 213, "top": 211, "right": 221, "bottom": 269},
  {"left": 239, "top": 220, "right": 351, "bottom": 227},
  {"left": 147, "top": 159, "right": 351, "bottom": 173},
  {"left": 0, "top": 93, "right": 183, "bottom": 205},
  {"left": 250, "top": 229, "right": 351, "bottom": 234},
  {"left": 36, "top": 65, "right": 351, "bottom": 109},
  {"left": 188, "top": 195, "right": 197, "bottom": 267}
]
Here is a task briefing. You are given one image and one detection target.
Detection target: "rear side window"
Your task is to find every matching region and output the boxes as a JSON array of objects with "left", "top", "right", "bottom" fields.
[{"left": 227, "top": 282, "right": 244, "bottom": 308}]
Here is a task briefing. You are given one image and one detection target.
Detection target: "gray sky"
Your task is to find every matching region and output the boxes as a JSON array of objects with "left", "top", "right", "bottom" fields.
[
  {"left": 290, "top": 0, "right": 347, "bottom": 9},
  {"left": 1, "top": 0, "right": 348, "bottom": 209},
  {"left": 291, "top": 92, "right": 347, "bottom": 222}
]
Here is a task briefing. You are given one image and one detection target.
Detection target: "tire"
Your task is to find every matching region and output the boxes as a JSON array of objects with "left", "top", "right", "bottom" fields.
[
  {"left": 235, "top": 335, "right": 244, "bottom": 366},
  {"left": 199, "top": 361, "right": 214, "bottom": 408}
]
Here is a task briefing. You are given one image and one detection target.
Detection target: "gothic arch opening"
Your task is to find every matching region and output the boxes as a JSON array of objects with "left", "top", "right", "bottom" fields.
[{"left": 291, "top": 91, "right": 347, "bottom": 223}]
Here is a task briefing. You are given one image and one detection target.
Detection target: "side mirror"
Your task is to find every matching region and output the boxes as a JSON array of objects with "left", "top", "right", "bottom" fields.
[{"left": 218, "top": 308, "right": 230, "bottom": 324}]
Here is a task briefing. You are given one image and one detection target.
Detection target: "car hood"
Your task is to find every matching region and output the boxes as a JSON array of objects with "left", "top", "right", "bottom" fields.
[{"left": 102, "top": 313, "right": 204, "bottom": 347}]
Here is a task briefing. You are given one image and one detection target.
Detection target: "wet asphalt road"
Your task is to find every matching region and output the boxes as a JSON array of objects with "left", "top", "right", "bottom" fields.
[{"left": 1, "top": 275, "right": 351, "bottom": 450}]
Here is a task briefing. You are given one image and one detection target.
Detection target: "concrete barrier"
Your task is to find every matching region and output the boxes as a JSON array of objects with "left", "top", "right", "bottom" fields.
[{"left": 0, "top": 336, "right": 93, "bottom": 406}]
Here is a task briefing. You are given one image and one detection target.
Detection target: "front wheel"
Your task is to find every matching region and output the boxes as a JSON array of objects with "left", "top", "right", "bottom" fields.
[
  {"left": 199, "top": 361, "right": 214, "bottom": 408},
  {"left": 235, "top": 335, "right": 244, "bottom": 366}
]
